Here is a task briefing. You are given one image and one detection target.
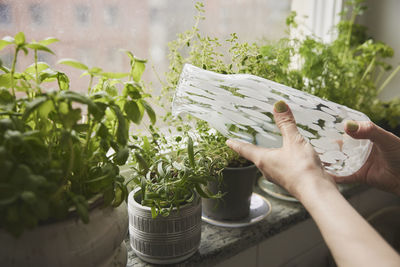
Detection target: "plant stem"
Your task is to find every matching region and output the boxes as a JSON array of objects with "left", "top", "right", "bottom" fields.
[
  {"left": 84, "top": 118, "right": 94, "bottom": 156},
  {"left": 377, "top": 65, "right": 400, "bottom": 95},
  {"left": 10, "top": 47, "right": 19, "bottom": 98},
  {"left": 360, "top": 57, "right": 375, "bottom": 82},
  {"left": 34, "top": 49, "right": 42, "bottom": 93},
  {"left": 88, "top": 75, "right": 94, "bottom": 94}
]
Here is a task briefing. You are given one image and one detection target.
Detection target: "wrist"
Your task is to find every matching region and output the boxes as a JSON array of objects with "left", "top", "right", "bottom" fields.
[{"left": 293, "top": 172, "right": 339, "bottom": 205}]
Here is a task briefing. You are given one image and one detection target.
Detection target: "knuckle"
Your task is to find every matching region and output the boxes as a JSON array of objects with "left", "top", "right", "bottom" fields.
[{"left": 276, "top": 115, "right": 295, "bottom": 129}]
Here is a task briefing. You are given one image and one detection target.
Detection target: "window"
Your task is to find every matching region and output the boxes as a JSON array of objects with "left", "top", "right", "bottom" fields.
[
  {"left": 0, "top": 3, "right": 11, "bottom": 24},
  {"left": 104, "top": 5, "right": 118, "bottom": 26},
  {"left": 75, "top": 4, "right": 90, "bottom": 26},
  {"left": 29, "top": 3, "right": 45, "bottom": 26},
  {"left": 0, "top": 0, "right": 293, "bottom": 93}
]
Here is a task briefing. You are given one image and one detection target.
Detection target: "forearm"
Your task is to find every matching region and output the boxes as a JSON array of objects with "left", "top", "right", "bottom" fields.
[{"left": 298, "top": 177, "right": 400, "bottom": 267}]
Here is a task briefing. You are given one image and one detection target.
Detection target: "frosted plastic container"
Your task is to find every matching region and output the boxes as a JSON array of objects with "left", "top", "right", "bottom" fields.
[{"left": 172, "top": 64, "right": 372, "bottom": 176}]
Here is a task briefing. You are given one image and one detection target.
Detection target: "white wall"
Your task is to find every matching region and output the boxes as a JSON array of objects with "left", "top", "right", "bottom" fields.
[{"left": 360, "top": 0, "right": 400, "bottom": 101}]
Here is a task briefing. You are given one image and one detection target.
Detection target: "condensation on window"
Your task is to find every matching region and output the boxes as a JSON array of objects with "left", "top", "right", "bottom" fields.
[{"left": 0, "top": 0, "right": 292, "bottom": 94}]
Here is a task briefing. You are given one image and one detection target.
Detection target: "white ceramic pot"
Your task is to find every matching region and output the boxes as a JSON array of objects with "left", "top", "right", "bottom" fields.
[
  {"left": 128, "top": 188, "right": 201, "bottom": 264},
  {"left": 0, "top": 202, "right": 128, "bottom": 267}
]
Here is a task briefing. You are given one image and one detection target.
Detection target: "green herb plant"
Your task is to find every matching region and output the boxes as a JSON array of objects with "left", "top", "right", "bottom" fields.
[
  {"left": 162, "top": 0, "right": 400, "bottom": 131},
  {"left": 127, "top": 125, "right": 221, "bottom": 218},
  {"left": 160, "top": 2, "right": 252, "bottom": 177},
  {"left": 0, "top": 32, "right": 155, "bottom": 236}
]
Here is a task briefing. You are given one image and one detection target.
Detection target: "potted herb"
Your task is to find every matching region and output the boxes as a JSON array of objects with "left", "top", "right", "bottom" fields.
[
  {"left": 160, "top": 0, "right": 400, "bottom": 205},
  {"left": 160, "top": 3, "right": 259, "bottom": 221},
  {"left": 127, "top": 129, "right": 220, "bottom": 264},
  {"left": 194, "top": 122, "right": 258, "bottom": 220},
  {"left": 0, "top": 32, "right": 155, "bottom": 267}
]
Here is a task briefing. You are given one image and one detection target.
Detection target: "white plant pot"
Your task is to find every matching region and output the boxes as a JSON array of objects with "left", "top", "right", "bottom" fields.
[
  {"left": 128, "top": 188, "right": 201, "bottom": 264},
  {"left": 0, "top": 201, "right": 128, "bottom": 267}
]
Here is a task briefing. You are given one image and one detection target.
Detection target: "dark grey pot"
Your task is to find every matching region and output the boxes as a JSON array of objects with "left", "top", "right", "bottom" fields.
[
  {"left": 202, "top": 164, "right": 258, "bottom": 220},
  {"left": 128, "top": 188, "right": 202, "bottom": 265}
]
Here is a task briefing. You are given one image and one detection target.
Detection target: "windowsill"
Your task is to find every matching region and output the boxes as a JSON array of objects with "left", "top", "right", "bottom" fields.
[{"left": 125, "top": 182, "right": 372, "bottom": 266}]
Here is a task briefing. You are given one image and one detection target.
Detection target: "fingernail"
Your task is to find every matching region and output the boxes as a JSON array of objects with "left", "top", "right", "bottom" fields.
[
  {"left": 346, "top": 120, "right": 359, "bottom": 132},
  {"left": 274, "top": 100, "right": 288, "bottom": 113}
]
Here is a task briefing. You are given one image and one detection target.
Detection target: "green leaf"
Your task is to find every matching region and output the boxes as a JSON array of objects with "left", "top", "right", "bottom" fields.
[
  {"left": 151, "top": 206, "right": 158, "bottom": 218},
  {"left": 96, "top": 123, "right": 109, "bottom": 138},
  {"left": 14, "top": 32, "right": 25, "bottom": 46},
  {"left": 0, "top": 184, "right": 18, "bottom": 206},
  {"left": 25, "top": 62, "right": 50, "bottom": 74},
  {"left": 57, "top": 72, "right": 70, "bottom": 90},
  {"left": 113, "top": 182, "right": 127, "bottom": 207},
  {"left": 26, "top": 43, "right": 55, "bottom": 54},
  {"left": 22, "top": 96, "right": 48, "bottom": 120},
  {"left": 132, "top": 60, "right": 146, "bottom": 82},
  {"left": 57, "top": 58, "right": 88, "bottom": 70},
  {"left": 38, "top": 99, "right": 54, "bottom": 118},
  {"left": 0, "top": 37, "right": 13, "bottom": 51},
  {"left": 89, "top": 67, "right": 102, "bottom": 75},
  {"left": 114, "top": 147, "right": 129, "bottom": 165},
  {"left": 110, "top": 105, "right": 128, "bottom": 146},
  {"left": 122, "top": 50, "right": 134, "bottom": 61},
  {"left": 39, "top": 68, "right": 58, "bottom": 83},
  {"left": 124, "top": 83, "right": 142, "bottom": 99},
  {"left": 188, "top": 136, "right": 195, "bottom": 169},
  {"left": 60, "top": 91, "right": 97, "bottom": 113},
  {"left": 38, "top": 37, "right": 59, "bottom": 46},
  {"left": 20, "top": 191, "right": 37, "bottom": 203},
  {"left": 142, "top": 100, "right": 156, "bottom": 124},
  {"left": 124, "top": 101, "right": 141, "bottom": 124},
  {"left": 0, "top": 73, "right": 12, "bottom": 88},
  {"left": 101, "top": 72, "right": 129, "bottom": 79},
  {"left": 142, "top": 136, "right": 150, "bottom": 153},
  {"left": 0, "top": 88, "right": 14, "bottom": 108},
  {"left": 194, "top": 184, "right": 210, "bottom": 198},
  {"left": 134, "top": 152, "right": 149, "bottom": 173}
]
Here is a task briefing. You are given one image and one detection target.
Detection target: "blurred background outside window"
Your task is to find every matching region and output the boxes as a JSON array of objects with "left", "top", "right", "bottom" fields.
[{"left": 0, "top": 0, "right": 292, "bottom": 96}]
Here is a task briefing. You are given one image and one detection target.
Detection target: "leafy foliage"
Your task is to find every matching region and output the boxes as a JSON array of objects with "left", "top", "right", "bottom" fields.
[
  {"left": 127, "top": 125, "right": 222, "bottom": 218},
  {"left": 160, "top": 2, "right": 251, "bottom": 171},
  {"left": 0, "top": 32, "right": 155, "bottom": 236},
  {"left": 162, "top": 0, "right": 400, "bottom": 131}
]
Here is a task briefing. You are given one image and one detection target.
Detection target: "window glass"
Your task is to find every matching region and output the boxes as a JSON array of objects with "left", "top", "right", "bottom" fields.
[
  {"left": 0, "top": 0, "right": 292, "bottom": 94},
  {"left": 29, "top": 3, "right": 45, "bottom": 26},
  {"left": 0, "top": 3, "right": 11, "bottom": 24}
]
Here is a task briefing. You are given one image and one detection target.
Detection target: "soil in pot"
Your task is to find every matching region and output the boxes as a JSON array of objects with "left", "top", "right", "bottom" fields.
[{"left": 202, "top": 164, "right": 259, "bottom": 221}]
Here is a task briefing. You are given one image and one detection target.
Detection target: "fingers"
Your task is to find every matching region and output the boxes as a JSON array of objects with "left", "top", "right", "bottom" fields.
[
  {"left": 226, "top": 139, "right": 266, "bottom": 164},
  {"left": 345, "top": 120, "right": 400, "bottom": 150},
  {"left": 273, "top": 101, "right": 302, "bottom": 144}
]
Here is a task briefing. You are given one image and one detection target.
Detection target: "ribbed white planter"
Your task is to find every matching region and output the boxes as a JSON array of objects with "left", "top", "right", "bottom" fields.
[
  {"left": 0, "top": 201, "right": 128, "bottom": 267},
  {"left": 128, "top": 188, "right": 201, "bottom": 264}
]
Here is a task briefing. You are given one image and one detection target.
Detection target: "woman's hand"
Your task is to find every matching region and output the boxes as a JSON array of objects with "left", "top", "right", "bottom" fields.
[
  {"left": 334, "top": 120, "right": 400, "bottom": 196},
  {"left": 226, "top": 101, "right": 336, "bottom": 200}
]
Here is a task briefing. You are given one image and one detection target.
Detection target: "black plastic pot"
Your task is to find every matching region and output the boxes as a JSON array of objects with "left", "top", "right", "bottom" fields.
[{"left": 202, "top": 164, "right": 258, "bottom": 220}]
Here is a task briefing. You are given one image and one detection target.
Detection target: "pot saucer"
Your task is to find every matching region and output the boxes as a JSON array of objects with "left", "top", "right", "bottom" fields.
[
  {"left": 257, "top": 177, "right": 299, "bottom": 202},
  {"left": 201, "top": 193, "right": 271, "bottom": 228}
]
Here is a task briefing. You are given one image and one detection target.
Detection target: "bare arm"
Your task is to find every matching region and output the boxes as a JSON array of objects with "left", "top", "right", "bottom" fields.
[{"left": 227, "top": 101, "right": 400, "bottom": 267}]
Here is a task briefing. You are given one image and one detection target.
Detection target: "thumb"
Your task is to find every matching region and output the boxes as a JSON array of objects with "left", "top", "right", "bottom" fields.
[
  {"left": 345, "top": 120, "right": 399, "bottom": 150},
  {"left": 273, "top": 100, "right": 302, "bottom": 145}
]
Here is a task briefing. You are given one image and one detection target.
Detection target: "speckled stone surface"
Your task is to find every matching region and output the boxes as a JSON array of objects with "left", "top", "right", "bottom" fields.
[{"left": 125, "top": 183, "right": 365, "bottom": 266}]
